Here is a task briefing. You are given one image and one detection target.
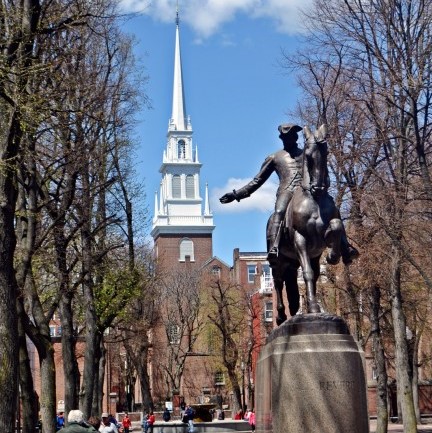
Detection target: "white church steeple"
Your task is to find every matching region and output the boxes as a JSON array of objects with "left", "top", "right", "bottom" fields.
[
  {"left": 169, "top": 9, "right": 189, "bottom": 132},
  {"left": 151, "top": 8, "right": 214, "bottom": 245}
]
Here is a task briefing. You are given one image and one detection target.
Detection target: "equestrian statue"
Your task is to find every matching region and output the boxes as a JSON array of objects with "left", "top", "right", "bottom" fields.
[{"left": 220, "top": 123, "right": 358, "bottom": 324}]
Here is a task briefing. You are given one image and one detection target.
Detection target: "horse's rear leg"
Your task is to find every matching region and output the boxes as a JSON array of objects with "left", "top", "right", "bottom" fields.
[
  {"left": 284, "top": 268, "right": 300, "bottom": 316},
  {"left": 325, "top": 218, "right": 343, "bottom": 265},
  {"left": 294, "top": 232, "right": 320, "bottom": 313},
  {"left": 274, "top": 277, "right": 287, "bottom": 325}
]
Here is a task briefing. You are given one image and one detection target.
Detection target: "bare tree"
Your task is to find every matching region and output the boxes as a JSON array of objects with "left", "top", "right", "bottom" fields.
[
  {"left": 153, "top": 268, "right": 204, "bottom": 402},
  {"left": 207, "top": 279, "right": 247, "bottom": 414},
  {"left": 281, "top": 1, "right": 432, "bottom": 430},
  {"left": 122, "top": 251, "right": 158, "bottom": 412},
  {"left": 0, "top": 0, "right": 148, "bottom": 429}
]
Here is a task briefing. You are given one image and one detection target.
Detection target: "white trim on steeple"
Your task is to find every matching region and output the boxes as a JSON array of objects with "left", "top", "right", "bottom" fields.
[
  {"left": 204, "top": 183, "right": 211, "bottom": 216},
  {"left": 159, "top": 182, "right": 165, "bottom": 215},
  {"left": 154, "top": 191, "right": 159, "bottom": 217}
]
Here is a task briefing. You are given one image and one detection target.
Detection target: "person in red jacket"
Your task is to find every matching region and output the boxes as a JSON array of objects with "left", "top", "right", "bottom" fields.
[
  {"left": 147, "top": 411, "right": 156, "bottom": 433},
  {"left": 122, "top": 413, "right": 132, "bottom": 433},
  {"left": 248, "top": 409, "right": 255, "bottom": 432}
]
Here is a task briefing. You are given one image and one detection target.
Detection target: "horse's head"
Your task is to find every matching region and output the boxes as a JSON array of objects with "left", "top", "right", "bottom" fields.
[{"left": 302, "top": 124, "right": 329, "bottom": 196}]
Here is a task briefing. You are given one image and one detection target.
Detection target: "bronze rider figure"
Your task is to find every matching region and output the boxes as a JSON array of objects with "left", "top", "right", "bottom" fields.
[{"left": 219, "top": 123, "right": 358, "bottom": 265}]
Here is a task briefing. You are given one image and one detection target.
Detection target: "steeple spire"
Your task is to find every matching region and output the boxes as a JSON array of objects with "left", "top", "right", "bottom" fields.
[
  {"left": 170, "top": 2, "right": 188, "bottom": 131},
  {"left": 151, "top": 4, "right": 213, "bottom": 248}
]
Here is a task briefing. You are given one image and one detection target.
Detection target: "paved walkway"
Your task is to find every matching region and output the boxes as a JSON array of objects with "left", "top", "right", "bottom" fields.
[
  {"left": 369, "top": 420, "right": 432, "bottom": 432},
  {"left": 130, "top": 419, "right": 432, "bottom": 432}
]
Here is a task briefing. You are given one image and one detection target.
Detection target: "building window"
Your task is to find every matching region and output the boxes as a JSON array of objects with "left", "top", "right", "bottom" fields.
[
  {"left": 49, "top": 326, "right": 56, "bottom": 337},
  {"left": 185, "top": 175, "right": 195, "bottom": 198},
  {"left": 262, "top": 264, "right": 271, "bottom": 277},
  {"left": 247, "top": 264, "right": 257, "bottom": 283},
  {"left": 206, "top": 328, "right": 217, "bottom": 354},
  {"left": 211, "top": 266, "right": 221, "bottom": 277},
  {"left": 214, "top": 371, "right": 225, "bottom": 385},
  {"left": 178, "top": 139, "right": 186, "bottom": 159},
  {"left": 172, "top": 175, "right": 181, "bottom": 198},
  {"left": 179, "top": 238, "right": 194, "bottom": 261},
  {"left": 264, "top": 302, "right": 273, "bottom": 322},
  {"left": 167, "top": 323, "right": 180, "bottom": 345}
]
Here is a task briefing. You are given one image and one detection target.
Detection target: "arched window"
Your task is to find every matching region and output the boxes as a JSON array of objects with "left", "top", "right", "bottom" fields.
[
  {"left": 178, "top": 139, "right": 186, "bottom": 159},
  {"left": 172, "top": 175, "right": 181, "bottom": 198},
  {"left": 179, "top": 238, "right": 194, "bottom": 261},
  {"left": 186, "top": 175, "right": 195, "bottom": 198}
]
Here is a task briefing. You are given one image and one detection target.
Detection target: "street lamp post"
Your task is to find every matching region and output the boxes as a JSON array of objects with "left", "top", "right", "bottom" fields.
[{"left": 241, "top": 361, "right": 246, "bottom": 413}]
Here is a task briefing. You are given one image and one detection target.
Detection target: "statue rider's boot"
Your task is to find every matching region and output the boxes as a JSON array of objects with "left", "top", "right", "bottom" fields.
[
  {"left": 340, "top": 236, "right": 359, "bottom": 265},
  {"left": 267, "top": 219, "right": 281, "bottom": 265},
  {"left": 267, "top": 246, "right": 279, "bottom": 265}
]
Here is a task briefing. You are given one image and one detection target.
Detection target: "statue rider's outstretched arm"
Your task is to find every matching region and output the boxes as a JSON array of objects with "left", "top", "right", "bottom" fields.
[{"left": 219, "top": 155, "right": 275, "bottom": 204}]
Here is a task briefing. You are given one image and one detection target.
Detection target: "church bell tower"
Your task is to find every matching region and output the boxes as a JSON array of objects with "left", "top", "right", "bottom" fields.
[{"left": 151, "top": 11, "right": 214, "bottom": 268}]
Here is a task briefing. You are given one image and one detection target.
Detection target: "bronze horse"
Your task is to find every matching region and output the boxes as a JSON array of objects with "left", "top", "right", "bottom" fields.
[{"left": 268, "top": 125, "right": 343, "bottom": 325}]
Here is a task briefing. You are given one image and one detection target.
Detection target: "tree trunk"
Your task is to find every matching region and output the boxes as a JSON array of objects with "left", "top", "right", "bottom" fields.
[
  {"left": 39, "top": 342, "right": 57, "bottom": 433},
  {"left": 91, "top": 336, "right": 104, "bottom": 417},
  {"left": 410, "top": 333, "right": 421, "bottom": 424},
  {"left": 59, "top": 294, "right": 80, "bottom": 414},
  {"left": 79, "top": 237, "right": 99, "bottom": 418},
  {"left": 78, "top": 162, "right": 99, "bottom": 418},
  {"left": 17, "top": 298, "right": 38, "bottom": 433},
  {"left": 412, "top": 354, "right": 420, "bottom": 424},
  {"left": 50, "top": 201, "right": 80, "bottom": 415},
  {"left": 371, "top": 285, "right": 388, "bottom": 433},
  {"left": 124, "top": 336, "right": 153, "bottom": 412},
  {"left": 138, "top": 362, "right": 153, "bottom": 413},
  {"left": 389, "top": 245, "right": 417, "bottom": 433},
  {"left": 227, "top": 369, "right": 242, "bottom": 414},
  {"left": 0, "top": 106, "right": 20, "bottom": 432},
  {"left": 94, "top": 341, "right": 106, "bottom": 417}
]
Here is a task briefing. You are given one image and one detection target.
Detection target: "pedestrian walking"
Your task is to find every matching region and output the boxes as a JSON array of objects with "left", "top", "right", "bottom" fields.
[
  {"left": 122, "top": 413, "right": 132, "bottom": 433},
  {"left": 161, "top": 407, "right": 171, "bottom": 433},
  {"left": 100, "top": 413, "right": 118, "bottom": 433},
  {"left": 184, "top": 405, "right": 195, "bottom": 433},
  {"left": 248, "top": 410, "right": 255, "bottom": 433}
]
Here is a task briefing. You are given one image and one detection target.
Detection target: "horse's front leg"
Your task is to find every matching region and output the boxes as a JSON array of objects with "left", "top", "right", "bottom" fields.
[
  {"left": 325, "top": 218, "right": 343, "bottom": 265},
  {"left": 273, "top": 276, "right": 287, "bottom": 325},
  {"left": 294, "top": 231, "right": 320, "bottom": 313},
  {"left": 284, "top": 267, "right": 300, "bottom": 317}
]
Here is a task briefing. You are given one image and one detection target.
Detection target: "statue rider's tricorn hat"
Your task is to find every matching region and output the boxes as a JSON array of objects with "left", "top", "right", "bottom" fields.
[{"left": 278, "top": 123, "right": 302, "bottom": 135}]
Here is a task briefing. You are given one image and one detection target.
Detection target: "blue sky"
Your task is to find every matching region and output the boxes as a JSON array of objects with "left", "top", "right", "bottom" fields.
[{"left": 119, "top": 0, "right": 312, "bottom": 265}]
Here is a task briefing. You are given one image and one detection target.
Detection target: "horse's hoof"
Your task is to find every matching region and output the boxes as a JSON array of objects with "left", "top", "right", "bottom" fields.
[
  {"left": 289, "top": 304, "right": 299, "bottom": 317},
  {"left": 308, "top": 302, "right": 320, "bottom": 314},
  {"left": 342, "top": 245, "right": 360, "bottom": 265},
  {"left": 276, "top": 314, "right": 287, "bottom": 326},
  {"left": 326, "top": 252, "right": 340, "bottom": 265}
]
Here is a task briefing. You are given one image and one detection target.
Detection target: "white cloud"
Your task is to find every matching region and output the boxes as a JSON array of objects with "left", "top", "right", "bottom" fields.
[
  {"left": 119, "top": 0, "right": 313, "bottom": 38},
  {"left": 211, "top": 177, "right": 277, "bottom": 214},
  {"left": 252, "top": 0, "right": 312, "bottom": 34}
]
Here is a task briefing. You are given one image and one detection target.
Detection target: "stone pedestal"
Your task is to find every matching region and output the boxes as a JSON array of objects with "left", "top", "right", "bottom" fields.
[{"left": 255, "top": 314, "right": 369, "bottom": 433}]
